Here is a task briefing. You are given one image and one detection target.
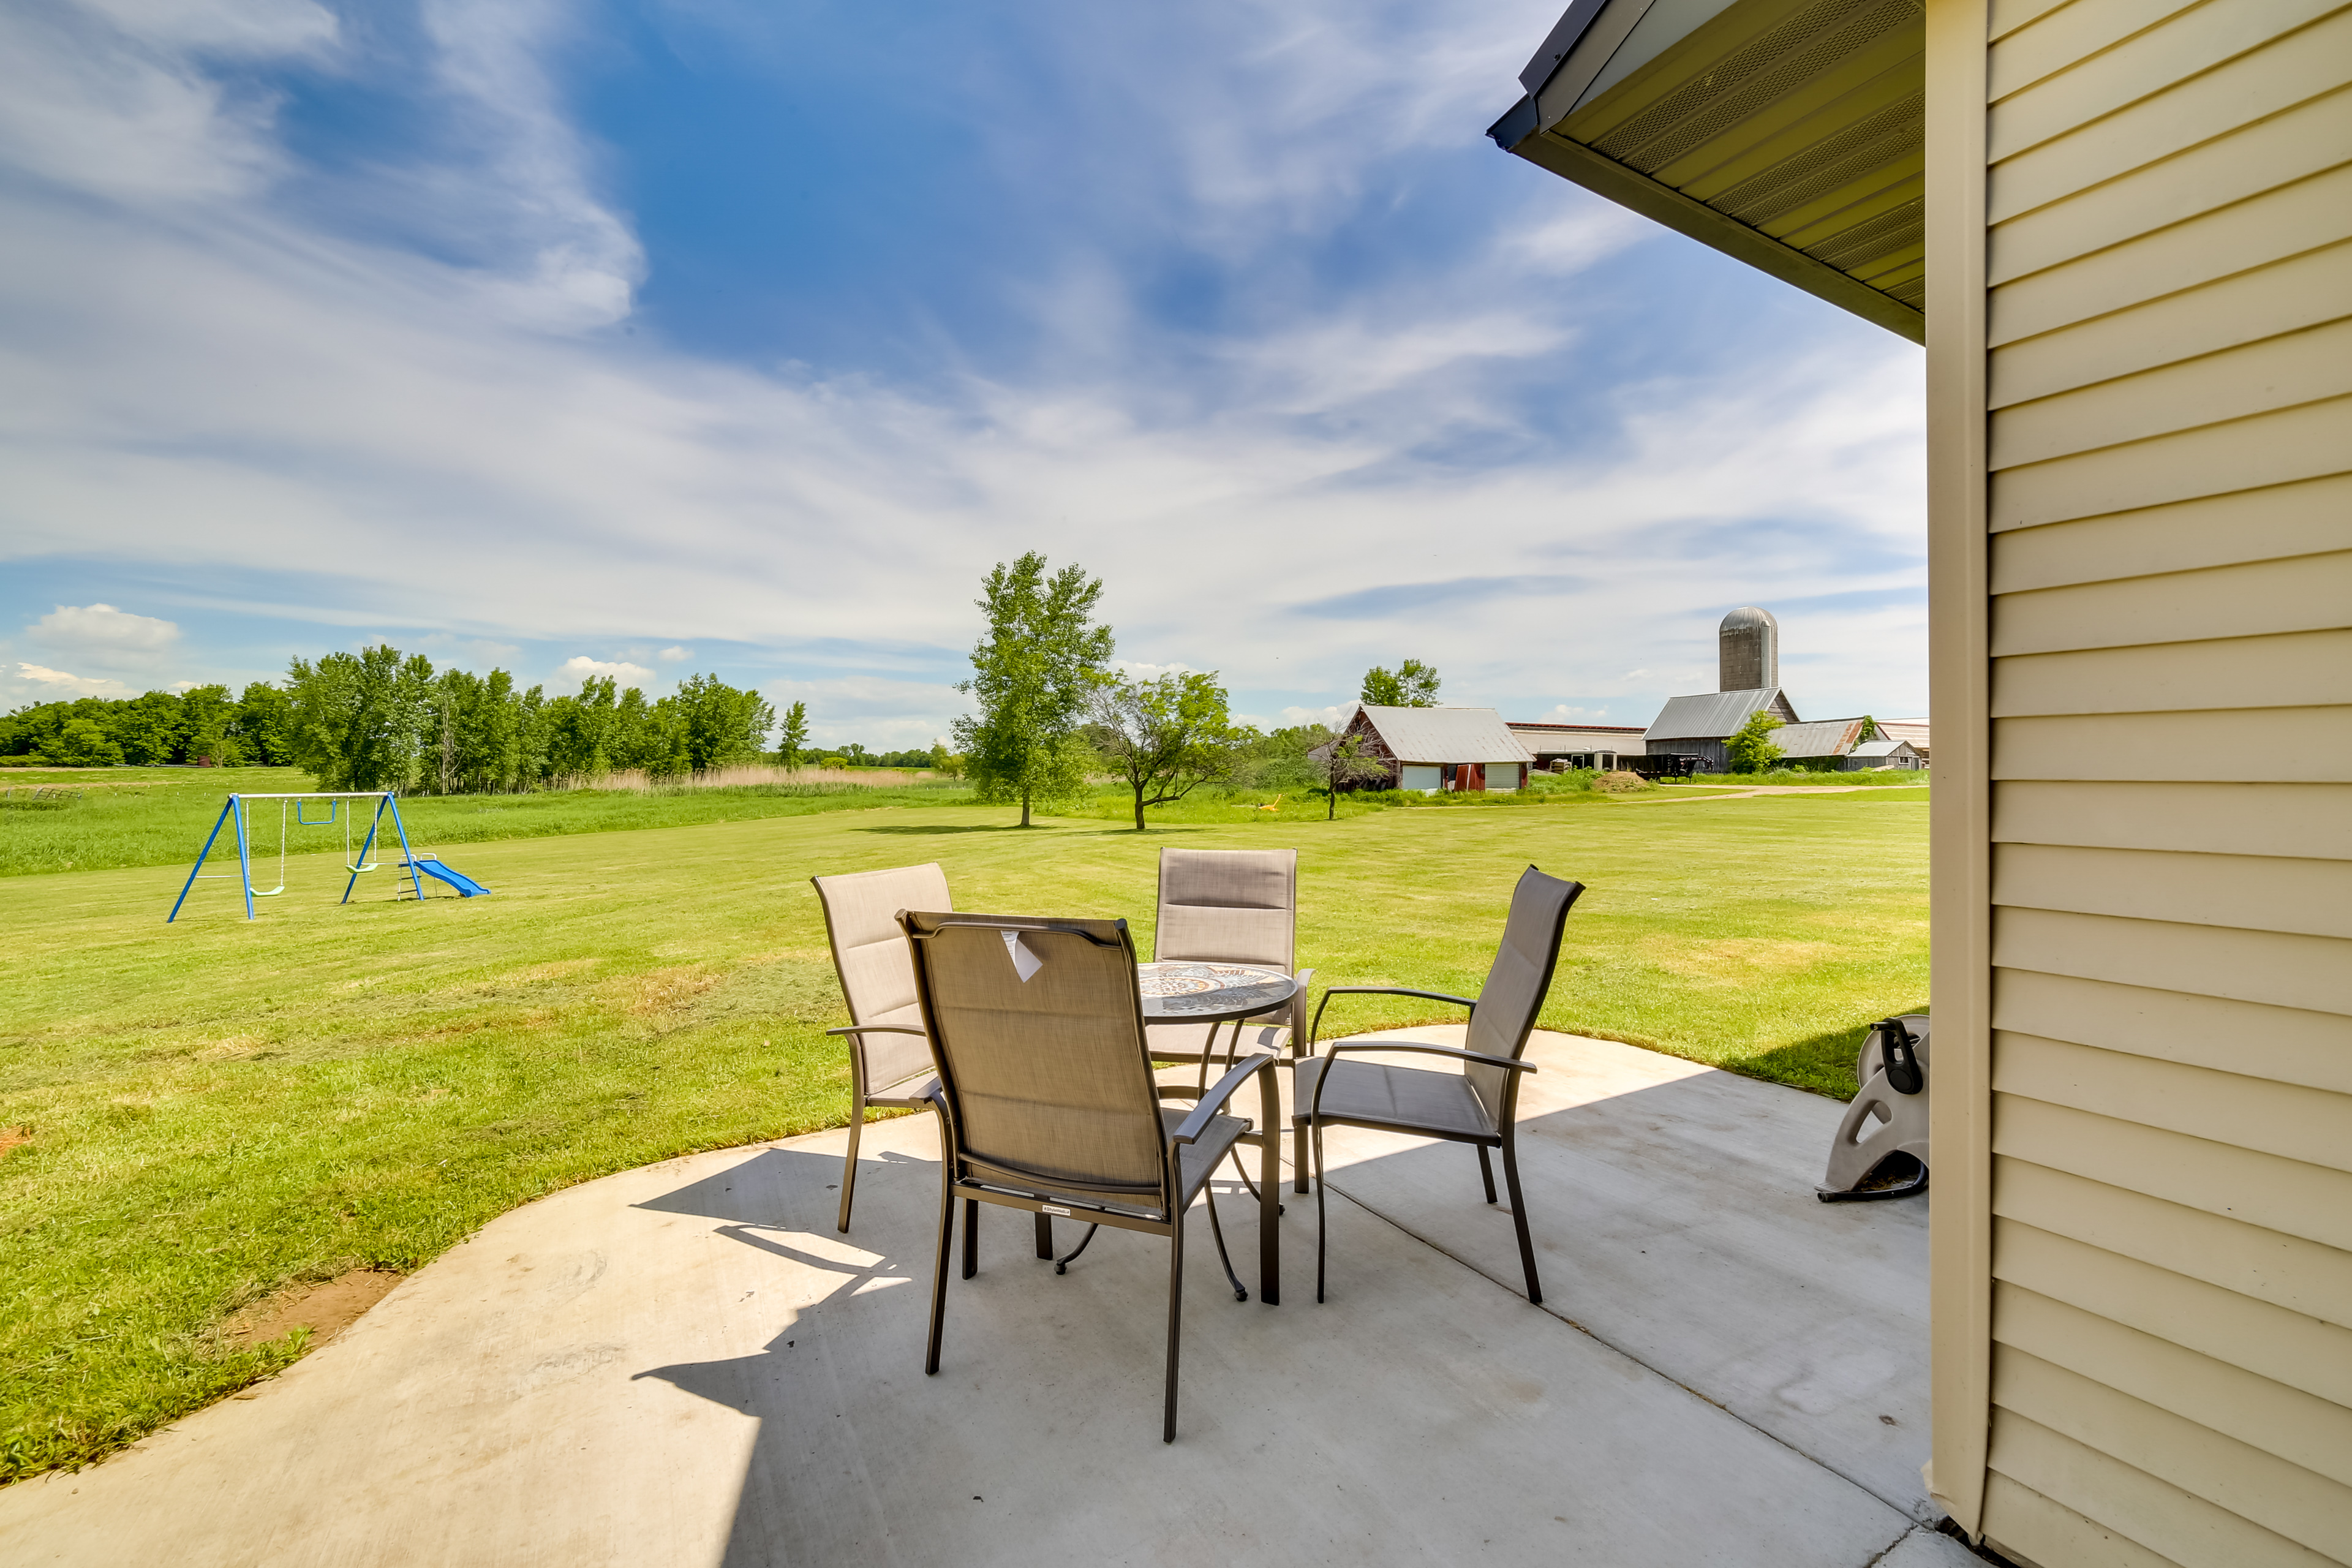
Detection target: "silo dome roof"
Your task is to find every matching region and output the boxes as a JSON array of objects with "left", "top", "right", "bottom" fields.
[{"left": 1721, "top": 605, "right": 1777, "bottom": 631}]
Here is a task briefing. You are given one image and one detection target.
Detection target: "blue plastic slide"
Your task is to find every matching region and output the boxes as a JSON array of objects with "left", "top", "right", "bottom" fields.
[{"left": 404, "top": 857, "right": 492, "bottom": 897}]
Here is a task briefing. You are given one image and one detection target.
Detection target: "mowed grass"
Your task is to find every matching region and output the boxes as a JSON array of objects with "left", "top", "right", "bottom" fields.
[{"left": 0, "top": 790, "right": 1924, "bottom": 1480}]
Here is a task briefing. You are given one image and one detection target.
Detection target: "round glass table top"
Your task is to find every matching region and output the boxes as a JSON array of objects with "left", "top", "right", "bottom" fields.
[{"left": 1134, "top": 961, "right": 1297, "bottom": 1021}]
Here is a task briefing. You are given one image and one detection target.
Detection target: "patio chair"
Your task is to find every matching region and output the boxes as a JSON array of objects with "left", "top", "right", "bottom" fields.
[
  {"left": 901, "top": 909, "right": 1281, "bottom": 1442},
  {"left": 810, "top": 862, "right": 954, "bottom": 1236},
  {"left": 1148, "top": 847, "right": 1314, "bottom": 1071},
  {"left": 1294, "top": 864, "right": 1583, "bottom": 1305}
]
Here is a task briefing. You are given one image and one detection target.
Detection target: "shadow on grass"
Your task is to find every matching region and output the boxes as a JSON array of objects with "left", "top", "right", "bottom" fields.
[
  {"left": 851, "top": 823, "right": 1029, "bottom": 835},
  {"left": 1728, "top": 1005, "right": 1930, "bottom": 1101}
]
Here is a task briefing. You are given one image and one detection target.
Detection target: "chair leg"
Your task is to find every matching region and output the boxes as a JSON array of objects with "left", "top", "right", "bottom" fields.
[
  {"left": 836, "top": 1091, "right": 866, "bottom": 1234},
  {"left": 1314, "top": 1123, "right": 1329, "bottom": 1304},
  {"left": 1163, "top": 1211, "right": 1186, "bottom": 1443},
  {"left": 1034, "top": 1212, "right": 1055, "bottom": 1259},
  {"left": 960, "top": 1198, "right": 979, "bottom": 1280},
  {"left": 1202, "top": 1183, "right": 1247, "bottom": 1302},
  {"left": 1499, "top": 1132, "right": 1543, "bottom": 1306},
  {"left": 1293, "top": 1118, "right": 1311, "bottom": 1195},
  {"left": 925, "top": 1166, "right": 956, "bottom": 1376},
  {"left": 1477, "top": 1143, "right": 1498, "bottom": 1205}
]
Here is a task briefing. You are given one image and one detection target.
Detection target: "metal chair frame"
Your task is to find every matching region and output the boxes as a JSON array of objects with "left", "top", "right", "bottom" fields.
[
  {"left": 1292, "top": 867, "right": 1583, "bottom": 1306},
  {"left": 904, "top": 912, "right": 1282, "bottom": 1442}
]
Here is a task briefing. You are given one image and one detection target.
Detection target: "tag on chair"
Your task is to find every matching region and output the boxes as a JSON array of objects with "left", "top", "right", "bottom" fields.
[{"left": 1001, "top": 929, "right": 1043, "bottom": 981}]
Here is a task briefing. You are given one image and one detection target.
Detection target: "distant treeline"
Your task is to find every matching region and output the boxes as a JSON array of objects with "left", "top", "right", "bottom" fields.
[{"left": 1, "top": 644, "right": 790, "bottom": 794}]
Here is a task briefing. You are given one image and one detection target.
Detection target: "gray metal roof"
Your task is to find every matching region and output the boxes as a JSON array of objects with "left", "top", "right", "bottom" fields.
[
  {"left": 1358, "top": 706, "right": 1536, "bottom": 764},
  {"left": 1772, "top": 718, "right": 1865, "bottom": 758},
  {"left": 1644, "top": 688, "right": 1796, "bottom": 742},
  {"left": 1850, "top": 739, "right": 1922, "bottom": 759}
]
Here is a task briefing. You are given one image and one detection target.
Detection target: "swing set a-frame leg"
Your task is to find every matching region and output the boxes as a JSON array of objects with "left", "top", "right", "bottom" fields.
[
  {"left": 167, "top": 797, "right": 237, "bottom": 924},
  {"left": 387, "top": 796, "right": 424, "bottom": 902},
  {"left": 344, "top": 795, "right": 389, "bottom": 905}
]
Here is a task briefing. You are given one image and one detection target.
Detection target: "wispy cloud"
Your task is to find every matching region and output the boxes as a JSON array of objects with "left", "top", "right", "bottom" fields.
[{"left": 0, "top": 0, "right": 1926, "bottom": 734}]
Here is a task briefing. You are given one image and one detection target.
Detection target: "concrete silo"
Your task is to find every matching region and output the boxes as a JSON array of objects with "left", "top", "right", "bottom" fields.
[{"left": 1719, "top": 606, "right": 1778, "bottom": 692}]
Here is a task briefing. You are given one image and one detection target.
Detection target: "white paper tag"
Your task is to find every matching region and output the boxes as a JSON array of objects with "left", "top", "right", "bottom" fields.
[{"left": 1001, "top": 929, "right": 1043, "bottom": 982}]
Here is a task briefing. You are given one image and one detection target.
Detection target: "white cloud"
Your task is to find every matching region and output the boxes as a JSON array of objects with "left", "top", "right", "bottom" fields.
[
  {"left": 27, "top": 603, "right": 183, "bottom": 674},
  {"left": 0, "top": 0, "right": 1928, "bottom": 735},
  {"left": 7, "top": 662, "right": 135, "bottom": 701},
  {"left": 1278, "top": 703, "right": 1356, "bottom": 729},
  {"left": 554, "top": 655, "right": 654, "bottom": 691},
  {"left": 763, "top": 675, "right": 973, "bottom": 750}
]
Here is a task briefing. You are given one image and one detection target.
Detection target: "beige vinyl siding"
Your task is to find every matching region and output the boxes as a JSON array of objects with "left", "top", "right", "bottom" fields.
[{"left": 1966, "top": 0, "right": 2352, "bottom": 1560}]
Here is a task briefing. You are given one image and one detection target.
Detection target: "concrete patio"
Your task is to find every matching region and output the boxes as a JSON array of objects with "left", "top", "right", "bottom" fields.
[{"left": 0, "top": 1029, "right": 1973, "bottom": 1566}]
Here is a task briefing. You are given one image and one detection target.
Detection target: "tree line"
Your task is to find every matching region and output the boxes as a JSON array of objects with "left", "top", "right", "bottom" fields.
[{"left": 1, "top": 646, "right": 796, "bottom": 794}]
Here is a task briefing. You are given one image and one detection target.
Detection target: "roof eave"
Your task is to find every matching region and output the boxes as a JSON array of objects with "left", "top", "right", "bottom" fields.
[{"left": 1490, "top": 105, "right": 1925, "bottom": 346}]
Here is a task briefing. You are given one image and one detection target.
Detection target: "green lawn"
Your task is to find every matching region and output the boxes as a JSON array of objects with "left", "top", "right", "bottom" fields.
[{"left": 0, "top": 790, "right": 1924, "bottom": 1481}]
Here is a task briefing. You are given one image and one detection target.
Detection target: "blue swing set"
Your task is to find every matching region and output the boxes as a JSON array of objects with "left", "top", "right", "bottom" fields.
[{"left": 166, "top": 793, "right": 491, "bottom": 922}]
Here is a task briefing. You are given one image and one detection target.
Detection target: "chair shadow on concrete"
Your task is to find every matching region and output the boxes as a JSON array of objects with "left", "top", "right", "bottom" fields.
[{"left": 625, "top": 1058, "right": 1938, "bottom": 1566}]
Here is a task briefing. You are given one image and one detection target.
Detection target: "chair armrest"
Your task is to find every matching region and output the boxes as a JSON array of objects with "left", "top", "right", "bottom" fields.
[
  {"left": 824, "top": 1025, "right": 927, "bottom": 1038},
  {"left": 1306, "top": 1041, "right": 1534, "bottom": 1121},
  {"left": 1173, "top": 1052, "right": 1275, "bottom": 1145},
  {"left": 1310, "top": 986, "right": 1477, "bottom": 1047}
]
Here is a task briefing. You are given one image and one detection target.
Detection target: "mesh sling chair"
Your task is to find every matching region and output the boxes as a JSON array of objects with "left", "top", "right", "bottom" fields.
[
  {"left": 1147, "top": 847, "right": 1314, "bottom": 1072},
  {"left": 1295, "top": 865, "right": 1583, "bottom": 1305},
  {"left": 901, "top": 910, "right": 1282, "bottom": 1442},
  {"left": 812, "top": 863, "right": 961, "bottom": 1237}
]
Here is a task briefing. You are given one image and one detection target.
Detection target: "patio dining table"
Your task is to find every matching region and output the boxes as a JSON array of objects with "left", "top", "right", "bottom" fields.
[{"left": 1136, "top": 960, "right": 1300, "bottom": 1081}]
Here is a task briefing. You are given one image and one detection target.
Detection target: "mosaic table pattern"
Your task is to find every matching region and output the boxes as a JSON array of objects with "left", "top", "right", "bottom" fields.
[{"left": 1135, "top": 961, "right": 1296, "bottom": 1019}]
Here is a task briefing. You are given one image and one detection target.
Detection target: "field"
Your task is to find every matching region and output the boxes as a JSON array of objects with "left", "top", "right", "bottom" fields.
[
  {"left": 0, "top": 786, "right": 1926, "bottom": 1481},
  {"left": 0, "top": 767, "right": 972, "bottom": 878}
]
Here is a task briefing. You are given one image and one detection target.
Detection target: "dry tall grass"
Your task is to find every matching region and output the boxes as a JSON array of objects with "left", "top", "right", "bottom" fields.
[{"left": 550, "top": 764, "right": 946, "bottom": 793}]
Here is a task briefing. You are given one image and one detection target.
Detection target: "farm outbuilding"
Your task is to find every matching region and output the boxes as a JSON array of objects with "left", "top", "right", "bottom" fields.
[
  {"left": 1506, "top": 720, "right": 1648, "bottom": 772},
  {"left": 1845, "top": 739, "right": 1924, "bottom": 771},
  {"left": 1642, "top": 687, "right": 1800, "bottom": 774},
  {"left": 1336, "top": 706, "right": 1536, "bottom": 793}
]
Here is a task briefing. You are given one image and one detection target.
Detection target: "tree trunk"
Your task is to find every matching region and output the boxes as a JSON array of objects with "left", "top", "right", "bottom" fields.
[
  {"left": 1327, "top": 786, "right": 1336, "bottom": 820},
  {"left": 1020, "top": 786, "right": 1031, "bottom": 828},
  {"left": 1134, "top": 783, "right": 1147, "bottom": 831}
]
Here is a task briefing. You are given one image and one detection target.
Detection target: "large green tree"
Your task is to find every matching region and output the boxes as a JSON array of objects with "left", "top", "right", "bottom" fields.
[
  {"left": 231, "top": 682, "right": 296, "bottom": 766},
  {"left": 284, "top": 645, "right": 437, "bottom": 791},
  {"left": 668, "top": 674, "right": 775, "bottom": 772},
  {"left": 1087, "top": 670, "right": 1240, "bottom": 830},
  {"left": 954, "top": 552, "right": 1115, "bottom": 826},
  {"left": 1359, "top": 658, "right": 1439, "bottom": 707}
]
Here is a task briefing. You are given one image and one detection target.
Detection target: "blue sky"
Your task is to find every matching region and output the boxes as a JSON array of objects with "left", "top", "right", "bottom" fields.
[{"left": 0, "top": 0, "right": 1926, "bottom": 745}]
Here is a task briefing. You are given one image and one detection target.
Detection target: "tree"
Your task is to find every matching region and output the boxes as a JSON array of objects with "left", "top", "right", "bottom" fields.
[
  {"left": 668, "top": 674, "right": 775, "bottom": 772},
  {"left": 775, "top": 701, "right": 810, "bottom": 768},
  {"left": 51, "top": 717, "right": 123, "bottom": 767},
  {"left": 231, "top": 682, "right": 296, "bottom": 766},
  {"left": 1726, "top": 709, "right": 1785, "bottom": 774},
  {"left": 1310, "top": 729, "right": 1390, "bottom": 818},
  {"left": 285, "top": 644, "right": 436, "bottom": 791},
  {"left": 178, "top": 684, "right": 239, "bottom": 766},
  {"left": 1360, "top": 658, "right": 1440, "bottom": 707},
  {"left": 953, "top": 552, "right": 1115, "bottom": 827},
  {"left": 1087, "top": 671, "right": 1240, "bottom": 830},
  {"left": 1856, "top": 715, "right": 1879, "bottom": 743}
]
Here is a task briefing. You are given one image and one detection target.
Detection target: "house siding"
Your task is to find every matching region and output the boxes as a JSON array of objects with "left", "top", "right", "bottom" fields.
[{"left": 1933, "top": 0, "right": 2352, "bottom": 1562}]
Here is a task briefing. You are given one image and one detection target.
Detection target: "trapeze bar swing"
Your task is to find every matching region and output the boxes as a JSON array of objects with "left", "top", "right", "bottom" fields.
[{"left": 167, "top": 791, "right": 489, "bottom": 922}]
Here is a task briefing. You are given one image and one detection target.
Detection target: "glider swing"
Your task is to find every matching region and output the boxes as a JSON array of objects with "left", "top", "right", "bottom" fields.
[{"left": 166, "top": 791, "right": 470, "bottom": 922}]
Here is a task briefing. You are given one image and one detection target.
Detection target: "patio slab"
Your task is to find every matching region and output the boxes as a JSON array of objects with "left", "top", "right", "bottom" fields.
[
  {"left": 0, "top": 1033, "right": 1970, "bottom": 1567},
  {"left": 1313, "top": 1025, "right": 1937, "bottom": 1520}
]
